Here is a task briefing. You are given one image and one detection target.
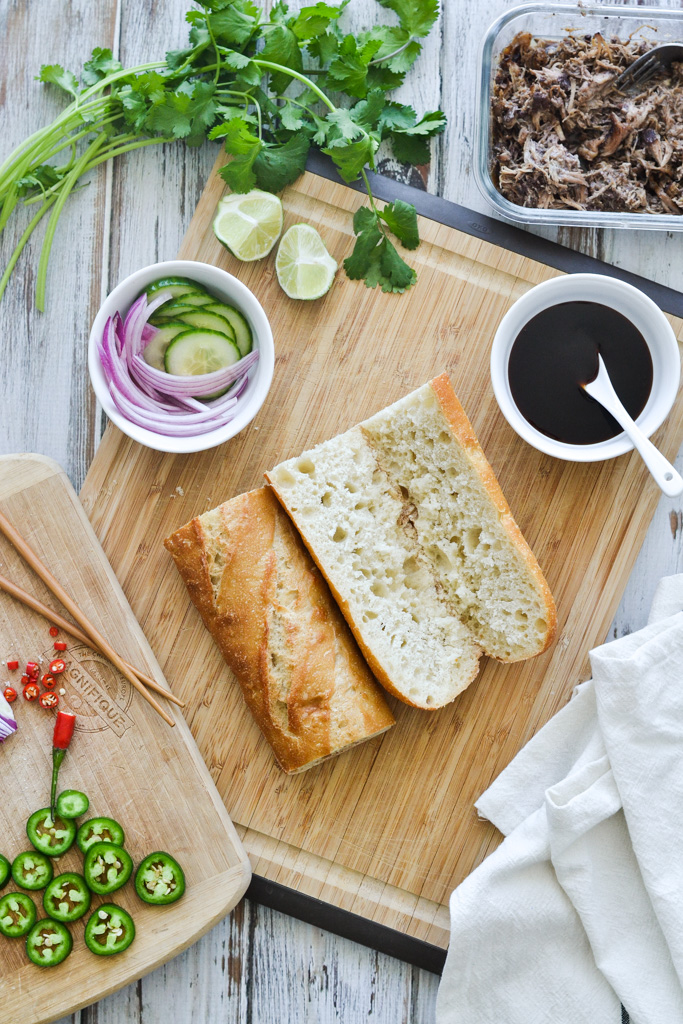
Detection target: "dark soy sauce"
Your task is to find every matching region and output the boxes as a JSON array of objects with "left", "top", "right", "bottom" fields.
[{"left": 508, "top": 301, "right": 653, "bottom": 445}]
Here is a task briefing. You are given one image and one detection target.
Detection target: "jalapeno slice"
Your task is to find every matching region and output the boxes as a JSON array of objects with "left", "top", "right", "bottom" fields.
[
  {"left": 56, "top": 789, "right": 90, "bottom": 819},
  {"left": 12, "top": 851, "right": 54, "bottom": 891},
  {"left": 0, "top": 892, "right": 37, "bottom": 937},
  {"left": 84, "top": 843, "right": 133, "bottom": 895},
  {"left": 43, "top": 872, "right": 91, "bottom": 923},
  {"left": 0, "top": 853, "right": 10, "bottom": 889},
  {"left": 84, "top": 904, "right": 135, "bottom": 956},
  {"left": 135, "top": 851, "right": 186, "bottom": 905},
  {"left": 26, "top": 808, "right": 76, "bottom": 857},
  {"left": 26, "top": 918, "right": 72, "bottom": 967},
  {"left": 77, "top": 816, "right": 126, "bottom": 854}
]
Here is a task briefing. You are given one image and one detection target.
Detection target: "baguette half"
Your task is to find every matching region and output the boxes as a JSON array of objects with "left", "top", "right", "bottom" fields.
[
  {"left": 265, "top": 374, "right": 556, "bottom": 709},
  {"left": 164, "top": 487, "right": 395, "bottom": 773}
]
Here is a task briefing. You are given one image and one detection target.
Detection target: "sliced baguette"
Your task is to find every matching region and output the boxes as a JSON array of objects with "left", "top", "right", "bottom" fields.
[
  {"left": 265, "top": 374, "right": 556, "bottom": 710},
  {"left": 164, "top": 487, "right": 395, "bottom": 773}
]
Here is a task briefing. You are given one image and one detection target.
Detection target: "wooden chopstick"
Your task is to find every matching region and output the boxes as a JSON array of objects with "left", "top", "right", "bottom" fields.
[
  {"left": 0, "top": 572, "right": 185, "bottom": 708},
  {"left": 0, "top": 509, "right": 176, "bottom": 728}
]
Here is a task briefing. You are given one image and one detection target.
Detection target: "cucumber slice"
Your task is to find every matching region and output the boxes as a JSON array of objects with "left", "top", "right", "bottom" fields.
[
  {"left": 176, "top": 291, "right": 213, "bottom": 308},
  {"left": 145, "top": 278, "right": 199, "bottom": 301},
  {"left": 149, "top": 302, "right": 196, "bottom": 325},
  {"left": 164, "top": 329, "right": 240, "bottom": 377},
  {"left": 142, "top": 322, "right": 191, "bottom": 371},
  {"left": 176, "top": 310, "right": 237, "bottom": 338},
  {"left": 204, "top": 303, "right": 253, "bottom": 357}
]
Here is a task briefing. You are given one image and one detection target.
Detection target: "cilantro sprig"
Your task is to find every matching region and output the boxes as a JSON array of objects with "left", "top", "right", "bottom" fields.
[{"left": 0, "top": 0, "right": 445, "bottom": 308}]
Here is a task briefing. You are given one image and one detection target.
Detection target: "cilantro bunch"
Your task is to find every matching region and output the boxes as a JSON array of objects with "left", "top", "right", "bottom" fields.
[{"left": 0, "top": 0, "right": 445, "bottom": 309}]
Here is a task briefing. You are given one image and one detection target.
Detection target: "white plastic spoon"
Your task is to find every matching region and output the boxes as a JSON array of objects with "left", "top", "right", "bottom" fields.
[{"left": 582, "top": 354, "right": 683, "bottom": 497}]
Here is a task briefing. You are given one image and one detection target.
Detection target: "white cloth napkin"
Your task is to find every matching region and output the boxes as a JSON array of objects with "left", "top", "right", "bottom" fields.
[{"left": 436, "top": 574, "right": 683, "bottom": 1024}]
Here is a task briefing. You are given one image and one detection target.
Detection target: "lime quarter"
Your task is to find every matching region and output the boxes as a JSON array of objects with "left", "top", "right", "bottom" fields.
[
  {"left": 212, "top": 190, "right": 283, "bottom": 262},
  {"left": 275, "top": 224, "right": 337, "bottom": 300}
]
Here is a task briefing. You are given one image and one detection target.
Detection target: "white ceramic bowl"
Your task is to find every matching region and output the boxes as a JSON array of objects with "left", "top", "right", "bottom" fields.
[
  {"left": 490, "top": 273, "right": 680, "bottom": 462},
  {"left": 88, "top": 260, "right": 275, "bottom": 454}
]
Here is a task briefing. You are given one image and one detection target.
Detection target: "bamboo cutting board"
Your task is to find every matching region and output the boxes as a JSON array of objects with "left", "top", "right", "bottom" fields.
[
  {"left": 80, "top": 160, "right": 683, "bottom": 955},
  {"left": 0, "top": 455, "right": 250, "bottom": 1024}
]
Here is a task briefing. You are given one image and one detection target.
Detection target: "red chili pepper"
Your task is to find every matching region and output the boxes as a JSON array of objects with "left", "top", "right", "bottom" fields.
[
  {"left": 3, "top": 686, "right": 17, "bottom": 703},
  {"left": 39, "top": 691, "right": 59, "bottom": 709},
  {"left": 51, "top": 711, "right": 76, "bottom": 817},
  {"left": 48, "top": 659, "right": 66, "bottom": 674},
  {"left": 53, "top": 641, "right": 67, "bottom": 652},
  {"left": 41, "top": 674, "right": 56, "bottom": 690},
  {"left": 25, "top": 661, "right": 39, "bottom": 677},
  {"left": 6, "top": 659, "right": 18, "bottom": 671},
  {"left": 20, "top": 674, "right": 30, "bottom": 686},
  {"left": 49, "top": 627, "right": 59, "bottom": 637},
  {"left": 23, "top": 682, "right": 40, "bottom": 701}
]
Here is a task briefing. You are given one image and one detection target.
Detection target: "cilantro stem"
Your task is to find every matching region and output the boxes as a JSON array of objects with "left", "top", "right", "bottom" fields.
[
  {"left": 36, "top": 131, "right": 108, "bottom": 311},
  {"left": 253, "top": 60, "right": 336, "bottom": 113},
  {"left": 0, "top": 196, "right": 57, "bottom": 304},
  {"left": 368, "top": 36, "right": 417, "bottom": 66}
]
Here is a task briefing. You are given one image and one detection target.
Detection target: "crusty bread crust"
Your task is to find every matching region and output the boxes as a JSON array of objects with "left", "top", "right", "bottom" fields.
[
  {"left": 164, "top": 488, "right": 394, "bottom": 773},
  {"left": 429, "top": 373, "right": 557, "bottom": 658}
]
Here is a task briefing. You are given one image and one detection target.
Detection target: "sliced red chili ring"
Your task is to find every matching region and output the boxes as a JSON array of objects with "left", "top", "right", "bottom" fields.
[
  {"left": 23, "top": 682, "right": 41, "bottom": 701},
  {"left": 134, "top": 851, "right": 186, "bottom": 905},
  {"left": 26, "top": 918, "right": 72, "bottom": 966},
  {"left": 49, "top": 627, "right": 59, "bottom": 637},
  {"left": 76, "top": 817, "right": 125, "bottom": 854},
  {"left": 0, "top": 892, "right": 37, "bottom": 937},
  {"left": 12, "top": 850, "right": 54, "bottom": 891},
  {"left": 26, "top": 809, "right": 76, "bottom": 857},
  {"left": 84, "top": 904, "right": 135, "bottom": 956},
  {"left": 41, "top": 674, "right": 56, "bottom": 689},
  {"left": 83, "top": 843, "right": 133, "bottom": 895},
  {"left": 3, "top": 686, "right": 17, "bottom": 703},
  {"left": 53, "top": 641, "right": 67, "bottom": 651},
  {"left": 48, "top": 659, "right": 66, "bottom": 674},
  {"left": 39, "top": 692, "right": 59, "bottom": 709},
  {"left": 0, "top": 853, "right": 10, "bottom": 890},
  {"left": 21, "top": 675, "right": 30, "bottom": 686},
  {"left": 43, "top": 872, "right": 91, "bottom": 923},
  {"left": 6, "top": 659, "right": 18, "bottom": 671},
  {"left": 25, "top": 662, "right": 39, "bottom": 677}
]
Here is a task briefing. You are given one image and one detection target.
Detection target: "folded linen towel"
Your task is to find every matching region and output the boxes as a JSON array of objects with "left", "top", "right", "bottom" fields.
[{"left": 436, "top": 574, "right": 683, "bottom": 1024}]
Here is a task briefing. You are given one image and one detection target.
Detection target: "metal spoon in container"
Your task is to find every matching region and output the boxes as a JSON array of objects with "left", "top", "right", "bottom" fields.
[{"left": 582, "top": 354, "right": 683, "bottom": 497}]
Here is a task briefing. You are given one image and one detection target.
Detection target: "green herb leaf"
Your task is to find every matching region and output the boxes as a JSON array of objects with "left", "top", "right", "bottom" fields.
[
  {"left": 378, "top": 198, "right": 419, "bottom": 249},
  {"left": 291, "top": 2, "right": 347, "bottom": 40},
  {"left": 253, "top": 133, "right": 310, "bottom": 190},
  {"left": 387, "top": 108, "right": 446, "bottom": 164},
  {"left": 326, "top": 35, "right": 382, "bottom": 98},
  {"left": 259, "top": 25, "right": 304, "bottom": 93},
  {"left": 37, "top": 64, "right": 80, "bottom": 98},
  {"left": 323, "top": 133, "right": 379, "bottom": 181},
  {"left": 208, "top": 1, "right": 260, "bottom": 46},
  {"left": 344, "top": 206, "right": 416, "bottom": 292},
  {"left": 81, "top": 48, "right": 123, "bottom": 86},
  {"left": 377, "top": 0, "right": 439, "bottom": 38}
]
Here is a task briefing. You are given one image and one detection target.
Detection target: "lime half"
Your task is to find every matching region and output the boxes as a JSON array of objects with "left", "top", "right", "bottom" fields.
[
  {"left": 275, "top": 224, "right": 337, "bottom": 300},
  {"left": 213, "top": 191, "right": 283, "bottom": 261}
]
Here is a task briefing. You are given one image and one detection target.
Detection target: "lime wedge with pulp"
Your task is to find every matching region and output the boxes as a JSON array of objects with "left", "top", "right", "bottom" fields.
[
  {"left": 275, "top": 224, "right": 337, "bottom": 300},
  {"left": 212, "top": 191, "right": 283, "bottom": 261}
]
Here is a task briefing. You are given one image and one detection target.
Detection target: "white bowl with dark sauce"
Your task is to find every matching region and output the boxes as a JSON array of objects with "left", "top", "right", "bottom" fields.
[{"left": 490, "top": 273, "right": 680, "bottom": 462}]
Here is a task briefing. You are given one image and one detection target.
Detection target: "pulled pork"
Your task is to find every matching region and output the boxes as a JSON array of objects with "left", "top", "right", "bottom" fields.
[{"left": 491, "top": 32, "right": 683, "bottom": 214}]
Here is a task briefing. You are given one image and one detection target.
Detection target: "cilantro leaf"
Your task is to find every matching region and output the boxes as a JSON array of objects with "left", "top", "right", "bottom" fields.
[
  {"left": 81, "top": 48, "right": 123, "bottom": 86},
  {"left": 217, "top": 119, "right": 262, "bottom": 192},
  {"left": 208, "top": 2, "right": 259, "bottom": 46},
  {"left": 344, "top": 206, "right": 416, "bottom": 292},
  {"left": 326, "top": 34, "right": 381, "bottom": 98},
  {"left": 306, "top": 29, "right": 340, "bottom": 64},
  {"left": 37, "top": 64, "right": 80, "bottom": 98},
  {"left": 323, "top": 133, "right": 378, "bottom": 181},
  {"left": 260, "top": 25, "right": 304, "bottom": 93},
  {"left": 291, "top": 2, "right": 346, "bottom": 41},
  {"left": 388, "top": 109, "right": 446, "bottom": 164},
  {"left": 378, "top": 199, "right": 419, "bottom": 249},
  {"left": 16, "top": 164, "right": 63, "bottom": 198},
  {"left": 369, "top": 237, "right": 417, "bottom": 292},
  {"left": 253, "top": 134, "right": 310, "bottom": 191},
  {"left": 377, "top": 0, "right": 439, "bottom": 38}
]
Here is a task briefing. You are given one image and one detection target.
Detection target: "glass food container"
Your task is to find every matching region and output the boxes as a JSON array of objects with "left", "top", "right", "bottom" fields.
[{"left": 475, "top": 2, "right": 683, "bottom": 229}]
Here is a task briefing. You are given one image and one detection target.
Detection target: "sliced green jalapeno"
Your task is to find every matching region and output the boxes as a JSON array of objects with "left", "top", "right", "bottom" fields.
[
  {"left": 83, "top": 843, "right": 133, "bottom": 895},
  {"left": 12, "top": 851, "right": 54, "bottom": 891},
  {"left": 26, "top": 918, "right": 72, "bottom": 966},
  {"left": 135, "top": 852, "right": 186, "bottom": 905},
  {"left": 77, "top": 816, "right": 125, "bottom": 854},
  {"left": 56, "top": 789, "right": 89, "bottom": 819},
  {"left": 0, "top": 892, "right": 37, "bottom": 937},
  {"left": 84, "top": 904, "right": 135, "bottom": 956},
  {"left": 43, "top": 872, "right": 91, "bottom": 922},
  {"left": 26, "top": 808, "right": 76, "bottom": 857},
  {"left": 0, "top": 853, "right": 10, "bottom": 889}
]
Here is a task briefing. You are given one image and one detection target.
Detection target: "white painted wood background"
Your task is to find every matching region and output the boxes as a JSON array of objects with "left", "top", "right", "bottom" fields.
[{"left": 2, "top": 0, "right": 682, "bottom": 1020}]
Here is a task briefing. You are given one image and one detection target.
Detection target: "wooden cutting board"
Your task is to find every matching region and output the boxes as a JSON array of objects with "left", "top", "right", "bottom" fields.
[
  {"left": 0, "top": 455, "right": 250, "bottom": 1024},
  {"left": 80, "top": 160, "right": 683, "bottom": 953}
]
